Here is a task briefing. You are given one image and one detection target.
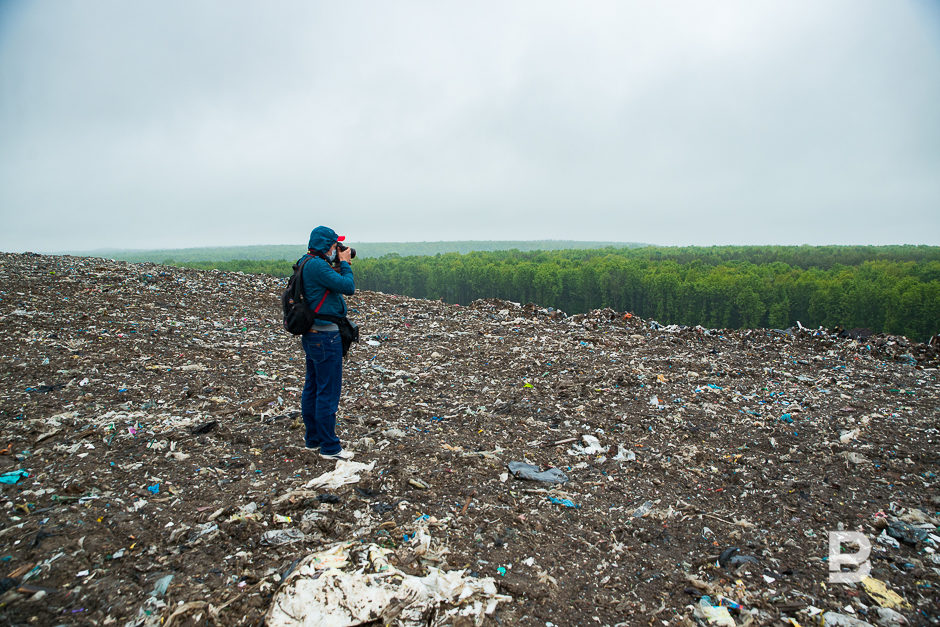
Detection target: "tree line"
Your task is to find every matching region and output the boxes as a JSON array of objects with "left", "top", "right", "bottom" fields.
[
  {"left": 88, "top": 240, "right": 642, "bottom": 263},
  {"left": 177, "top": 246, "right": 940, "bottom": 342}
]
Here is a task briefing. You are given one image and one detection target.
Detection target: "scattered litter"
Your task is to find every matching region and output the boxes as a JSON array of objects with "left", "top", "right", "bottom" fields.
[
  {"left": 151, "top": 574, "right": 174, "bottom": 597},
  {"left": 717, "top": 547, "right": 759, "bottom": 569},
  {"left": 861, "top": 576, "right": 912, "bottom": 610},
  {"left": 821, "top": 612, "right": 876, "bottom": 626},
  {"left": 611, "top": 445, "right": 636, "bottom": 462},
  {"left": 304, "top": 460, "right": 375, "bottom": 490},
  {"left": 507, "top": 461, "right": 568, "bottom": 483},
  {"left": 261, "top": 528, "right": 307, "bottom": 546},
  {"left": 568, "top": 434, "right": 607, "bottom": 455},
  {"left": 190, "top": 420, "right": 218, "bottom": 435},
  {"left": 0, "top": 252, "right": 937, "bottom": 626},
  {"left": 266, "top": 541, "right": 511, "bottom": 626},
  {"left": 876, "top": 530, "right": 900, "bottom": 549},
  {"left": 886, "top": 520, "right": 928, "bottom": 546},
  {"left": 694, "top": 597, "right": 735, "bottom": 626},
  {"left": 0, "top": 469, "right": 29, "bottom": 484}
]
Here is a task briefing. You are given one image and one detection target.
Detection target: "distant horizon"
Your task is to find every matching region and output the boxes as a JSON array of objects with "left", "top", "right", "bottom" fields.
[
  {"left": 52, "top": 240, "right": 651, "bottom": 263},
  {"left": 59, "top": 239, "right": 637, "bottom": 255},
  {"left": 25, "top": 239, "right": 940, "bottom": 257},
  {"left": 0, "top": 238, "right": 920, "bottom": 257}
]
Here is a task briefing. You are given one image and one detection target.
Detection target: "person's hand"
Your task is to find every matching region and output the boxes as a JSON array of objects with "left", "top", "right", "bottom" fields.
[{"left": 337, "top": 246, "right": 352, "bottom": 263}]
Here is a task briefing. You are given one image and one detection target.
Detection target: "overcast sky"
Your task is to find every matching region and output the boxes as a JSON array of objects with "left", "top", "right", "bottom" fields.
[{"left": 1, "top": 1, "right": 938, "bottom": 252}]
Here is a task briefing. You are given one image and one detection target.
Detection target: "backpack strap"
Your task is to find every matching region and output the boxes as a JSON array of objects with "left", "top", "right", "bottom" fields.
[
  {"left": 311, "top": 313, "right": 344, "bottom": 323},
  {"left": 295, "top": 255, "right": 312, "bottom": 301}
]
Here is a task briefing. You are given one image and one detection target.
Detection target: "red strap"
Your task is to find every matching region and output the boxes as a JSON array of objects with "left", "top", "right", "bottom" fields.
[{"left": 313, "top": 290, "right": 329, "bottom": 313}]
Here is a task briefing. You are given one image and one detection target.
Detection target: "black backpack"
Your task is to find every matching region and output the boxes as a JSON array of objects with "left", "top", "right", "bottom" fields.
[{"left": 282, "top": 256, "right": 320, "bottom": 335}]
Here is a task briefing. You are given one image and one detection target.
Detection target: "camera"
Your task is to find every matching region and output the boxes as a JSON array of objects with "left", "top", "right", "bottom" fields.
[{"left": 337, "top": 243, "right": 356, "bottom": 259}]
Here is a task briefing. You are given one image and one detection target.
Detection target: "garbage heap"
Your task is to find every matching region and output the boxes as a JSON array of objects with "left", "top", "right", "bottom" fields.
[{"left": 0, "top": 252, "right": 937, "bottom": 627}]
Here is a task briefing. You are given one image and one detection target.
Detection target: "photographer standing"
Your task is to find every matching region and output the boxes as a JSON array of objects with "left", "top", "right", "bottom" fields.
[{"left": 298, "top": 225, "right": 355, "bottom": 460}]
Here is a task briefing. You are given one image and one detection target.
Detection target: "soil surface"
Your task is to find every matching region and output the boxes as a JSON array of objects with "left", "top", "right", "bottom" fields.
[{"left": 0, "top": 252, "right": 938, "bottom": 626}]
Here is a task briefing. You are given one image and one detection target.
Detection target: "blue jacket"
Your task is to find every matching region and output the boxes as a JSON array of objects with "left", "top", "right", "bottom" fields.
[{"left": 298, "top": 254, "right": 354, "bottom": 320}]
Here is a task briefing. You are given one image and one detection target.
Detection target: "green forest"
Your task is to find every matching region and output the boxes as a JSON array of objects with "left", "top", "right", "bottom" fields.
[{"left": 176, "top": 245, "right": 940, "bottom": 342}]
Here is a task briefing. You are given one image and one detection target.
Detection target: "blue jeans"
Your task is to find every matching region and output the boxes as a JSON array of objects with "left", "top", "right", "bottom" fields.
[{"left": 301, "top": 330, "right": 343, "bottom": 454}]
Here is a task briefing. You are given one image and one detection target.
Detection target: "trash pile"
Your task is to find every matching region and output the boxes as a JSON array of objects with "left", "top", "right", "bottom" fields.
[
  {"left": 266, "top": 534, "right": 510, "bottom": 627},
  {"left": 0, "top": 252, "right": 937, "bottom": 626}
]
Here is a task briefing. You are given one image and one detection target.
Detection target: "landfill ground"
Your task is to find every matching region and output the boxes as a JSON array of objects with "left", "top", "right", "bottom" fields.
[{"left": 0, "top": 251, "right": 938, "bottom": 627}]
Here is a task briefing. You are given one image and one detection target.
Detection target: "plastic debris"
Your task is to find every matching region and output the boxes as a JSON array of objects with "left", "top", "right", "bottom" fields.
[
  {"left": 885, "top": 520, "right": 928, "bottom": 546},
  {"left": 861, "top": 577, "right": 912, "bottom": 610},
  {"left": 266, "top": 540, "right": 511, "bottom": 626},
  {"left": 611, "top": 445, "right": 636, "bottom": 461},
  {"left": 548, "top": 496, "right": 579, "bottom": 509},
  {"left": 695, "top": 597, "right": 736, "bottom": 626},
  {"left": 190, "top": 420, "right": 218, "bottom": 435},
  {"left": 821, "top": 613, "right": 875, "bottom": 627},
  {"left": 0, "top": 469, "right": 29, "bottom": 484},
  {"left": 872, "top": 607, "right": 909, "bottom": 627},
  {"left": 304, "top": 460, "right": 376, "bottom": 489},
  {"left": 717, "top": 547, "right": 759, "bottom": 569},
  {"left": 876, "top": 529, "right": 900, "bottom": 549},
  {"left": 261, "top": 528, "right": 307, "bottom": 546},
  {"left": 507, "top": 461, "right": 568, "bottom": 483},
  {"left": 567, "top": 434, "right": 607, "bottom": 455},
  {"left": 151, "top": 574, "right": 174, "bottom": 597}
]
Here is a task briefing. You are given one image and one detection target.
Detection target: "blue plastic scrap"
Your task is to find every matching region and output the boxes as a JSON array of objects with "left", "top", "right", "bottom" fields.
[
  {"left": 0, "top": 470, "right": 29, "bottom": 484},
  {"left": 548, "top": 496, "right": 580, "bottom": 509}
]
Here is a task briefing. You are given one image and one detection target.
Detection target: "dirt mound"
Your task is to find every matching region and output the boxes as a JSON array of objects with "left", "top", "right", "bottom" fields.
[{"left": 0, "top": 252, "right": 937, "bottom": 626}]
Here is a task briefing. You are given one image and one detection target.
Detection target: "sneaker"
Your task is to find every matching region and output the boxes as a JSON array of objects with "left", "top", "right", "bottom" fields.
[{"left": 319, "top": 449, "right": 354, "bottom": 461}]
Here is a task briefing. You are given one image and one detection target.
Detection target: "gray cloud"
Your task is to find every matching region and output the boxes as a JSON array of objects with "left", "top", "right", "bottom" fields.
[{"left": 1, "top": 0, "right": 938, "bottom": 251}]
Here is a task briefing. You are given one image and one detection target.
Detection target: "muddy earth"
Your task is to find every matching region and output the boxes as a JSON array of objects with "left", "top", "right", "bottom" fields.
[{"left": 0, "top": 252, "right": 937, "bottom": 626}]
